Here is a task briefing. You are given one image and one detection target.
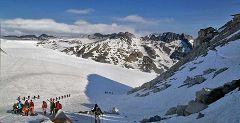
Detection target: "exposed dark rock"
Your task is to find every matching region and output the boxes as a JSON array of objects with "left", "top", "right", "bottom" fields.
[
  {"left": 189, "top": 67, "right": 197, "bottom": 71},
  {"left": 82, "top": 52, "right": 94, "bottom": 58},
  {"left": 202, "top": 79, "right": 240, "bottom": 105},
  {"left": 140, "top": 56, "right": 161, "bottom": 73},
  {"left": 176, "top": 105, "right": 188, "bottom": 116},
  {"left": 143, "top": 45, "right": 157, "bottom": 59},
  {"left": 140, "top": 115, "right": 161, "bottom": 123},
  {"left": 185, "top": 100, "right": 208, "bottom": 115},
  {"left": 152, "top": 84, "right": 171, "bottom": 93},
  {"left": 195, "top": 27, "right": 219, "bottom": 47},
  {"left": 196, "top": 88, "right": 212, "bottom": 104},
  {"left": 125, "top": 51, "right": 143, "bottom": 62},
  {"left": 165, "top": 80, "right": 240, "bottom": 117},
  {"left": 203, "top": 68, "right": 216, "bottom": 75},
  {"left": 170, "top": 50, "right": 187, "bottom": 60},
  {"left": 38, "top": 34, "right": 55, "bottom": 40},
  {"left": 142, "top": 32, "right": 193, "bottom": 43},
  {"left": 165, "top": 107, "right": 177, "bottom": 116},
  {"left": 197, "top": 112, "right": 205, "bottom": 119},
  {"left": 212, "top": 67, "right": 228, "bottom": 78},
  {"left": 183, "top": 75, "right": 206, "bottom": 87}
]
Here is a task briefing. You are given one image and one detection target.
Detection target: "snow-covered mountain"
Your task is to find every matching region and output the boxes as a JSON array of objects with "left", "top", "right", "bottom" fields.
[
  {"left": 124, "top": 14, "right": 240, "bottom": 122},
  {"left": 36, "top": 32, "right": 193, "bottom": 74}
]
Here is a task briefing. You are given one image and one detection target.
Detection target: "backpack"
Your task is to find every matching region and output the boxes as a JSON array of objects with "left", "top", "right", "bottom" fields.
[
  {"left": 30, "top": 102, "right": 34, "bottom": 107},
  {"left": 42, "top": 102, "right": 47, "bottom": 108},
  {"left": 59, "top": 103, "right": 62, "bottom": 109}
]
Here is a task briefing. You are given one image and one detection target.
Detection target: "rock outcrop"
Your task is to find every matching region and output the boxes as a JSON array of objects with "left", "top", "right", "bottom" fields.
[
  {"left": 194, "top": 27, "right": 218, "bottom": 47},
  {"left": 52, "top": 110, "right": 72, "bottom": 123},
  {"left": 165, "top": 79, "right": 240, "bottom": 116}
]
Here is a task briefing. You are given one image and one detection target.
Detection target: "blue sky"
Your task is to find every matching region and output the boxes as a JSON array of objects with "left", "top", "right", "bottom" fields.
[{"left": 0, "top": 0, "right": 239, "bottom": 37}]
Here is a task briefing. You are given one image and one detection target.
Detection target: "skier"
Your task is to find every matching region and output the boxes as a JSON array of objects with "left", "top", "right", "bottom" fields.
[
  {"left": 50, "top": 100, "right": 55, "bottom": 115},
  {"left": 91, "top": 104, "right": 103, "bottom": 123},
  {"left": 55, "top": 101, "right": 62, "bottom": 113},
  {"left": 17, "top": 96, "right": 21, "bottom": 101},
  {"left": 12, "top": 103, "right": 18, "bottom": 114},
  {"left": 23, "top": 100, "right": 29, "bottom": 116},
  {"left": 29, "top": 100, "right": 35, "bottom": 115},
  {"left": 42, "top": 101, "right": 47, "bottom": 115},
  {"left": 17, "top": 101, "right": 23, "bottom": 114}
]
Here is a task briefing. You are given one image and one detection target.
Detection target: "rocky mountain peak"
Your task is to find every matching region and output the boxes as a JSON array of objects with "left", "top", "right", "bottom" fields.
[
  {"left": 142, "top": 32, "right": 193, "bottom": 43},
  {"left": 194, "top": 27, "right": 218, "bottom": 47},
  {"left": 38, "top": 34, "right": 56, "bottom": 40}
]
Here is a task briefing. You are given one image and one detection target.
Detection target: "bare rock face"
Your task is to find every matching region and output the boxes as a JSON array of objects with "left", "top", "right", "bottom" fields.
[
  {"left": 176, "top": 105, "right": 188, "bottom": 116},
  {"left": 165, "top": 107, "right": 177, "bottom": 115},
  {"left": 185, "top": 100, "right": 208, "bottom": 115},
  {"left": 196, "top": 88, "right": 212, "bottom": 103},
  {"left": 52, "top": 109, "right": 72, "bottom": 123},
  {"left": 194, "top": 27, "right": 219, "bottom": 47}
]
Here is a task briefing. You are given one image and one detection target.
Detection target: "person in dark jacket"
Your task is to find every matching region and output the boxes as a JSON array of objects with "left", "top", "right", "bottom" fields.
[
  {"left": 50, "top": 100, "right": 55, "bottom": 115},
  {"left": 91, "top": 104, "right": 103, "bottom": 123}
]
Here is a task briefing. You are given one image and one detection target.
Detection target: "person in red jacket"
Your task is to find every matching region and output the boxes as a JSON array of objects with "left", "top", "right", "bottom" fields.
[
  {"left": 29, "top": 100, "right": 35, "bottom": 115},
  {"left": 55, "top": 101, "right": 62, "bottom": 113},
  {"left": 42, "top": 101, "right": 47, "bottom": 115}
]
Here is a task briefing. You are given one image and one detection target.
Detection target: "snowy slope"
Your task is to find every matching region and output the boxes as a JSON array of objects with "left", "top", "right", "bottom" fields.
[
  {"left": 0, "top": 39, "right": 156, "bottom": 123},
  {"left": 85, "top": 38, "right": 240, "bottom": 123}
]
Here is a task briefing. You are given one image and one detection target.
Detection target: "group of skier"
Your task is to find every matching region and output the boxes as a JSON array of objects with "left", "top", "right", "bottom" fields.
[
  {"left": 12, "top": 94, "right": 69, "bottom": 116},
  {"left": 18, "top": 95, "right": 40, "bottom": 101},
  {"left": 13, "top": 98, "right": 35, "bottom": 116},
  {"left": 49, "top": 94, "right": 71, "bottom": 102},
  {"left": 12, "top": 94, "right": 104, "bottom": 123},
  {"left": 47, "top": 98, "right": 63, "bottom": 115}
]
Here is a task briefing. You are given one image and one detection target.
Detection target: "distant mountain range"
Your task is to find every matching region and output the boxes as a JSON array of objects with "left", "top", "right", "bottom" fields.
[
  {"left": 2, "top": 34, "right": 56, "bottom": 40},
  {"left": 35, "top": 32, "right": 193, "bottom": 74}
]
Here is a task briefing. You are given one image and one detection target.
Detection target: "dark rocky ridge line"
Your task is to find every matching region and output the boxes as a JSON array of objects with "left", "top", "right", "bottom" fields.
[{"left": 3, "top": 34, "right": 56, "bottom": 40}]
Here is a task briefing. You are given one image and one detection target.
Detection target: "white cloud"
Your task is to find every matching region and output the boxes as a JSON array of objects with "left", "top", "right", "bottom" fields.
[
  {"left": 115, "top": 15, "right": 159, "bottom": 25},
  {"left": 66, "top": 8, "right": 94, "bottom": 14},
  {"left": 1, "top": 18, "right": 135, "bottom": 35}
]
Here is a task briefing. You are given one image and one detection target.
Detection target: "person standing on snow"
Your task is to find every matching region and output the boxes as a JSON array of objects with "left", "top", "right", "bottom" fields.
[
  {"left": 17, "top": 101, "right": 23, "bottom": 114},
  {"left": 23, "top": 100, "right": 29, "bottom": 116},
  {"left": 55, "top": 101, "right": 62, "bottom": 113},
  {"left": 42, "top": 101, "right": 47, "bottom": 115},
  {"left": 17, "top": 96, "right": 21, "bottom": 101},
  {"left": 29, "top": 100, "right": 35, "bottom": 115},
  {"left": 50, "top": 100, "right": 55, "bottom": 115},
  {"left": 91, "top": 104, "right": 103, "bottom": 123}
]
